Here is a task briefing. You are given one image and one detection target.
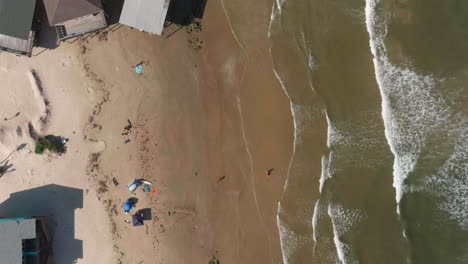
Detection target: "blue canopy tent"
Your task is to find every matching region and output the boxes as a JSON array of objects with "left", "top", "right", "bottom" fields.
[{"left": 123, "top": 198, "right": 136, "bottom": 213}]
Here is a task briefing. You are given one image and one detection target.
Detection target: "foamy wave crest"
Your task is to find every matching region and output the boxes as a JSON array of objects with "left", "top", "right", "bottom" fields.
[
  {"left": 278, "top": 215, "right": 313, "bottom": 264},
  {"left": 319, "top": 155, "right": 330, "bottom": 193},
  {"left": 419, "top": 123, "right": 468, "bottom": 228},
  {"left": 365, "top": 0, "right": 452, "bottom": 206},
  {"left": 312, "top": 199, "right": 329, "bottom": 243},
  {"left": 328, "top": 203, "right": 367, "bottom": 264}
]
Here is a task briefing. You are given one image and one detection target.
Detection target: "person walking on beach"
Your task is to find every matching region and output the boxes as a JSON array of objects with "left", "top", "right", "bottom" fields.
[{"left": 266, "top": 168, "right": 274, "bottom": 177}]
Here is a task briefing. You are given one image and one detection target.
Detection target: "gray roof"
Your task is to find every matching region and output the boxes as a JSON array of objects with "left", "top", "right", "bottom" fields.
[
  {"left": 0, "top": 0, "right": 37, "bottom": 40},
  {"left": 119, "top": 0, "right": 170, "bottom": 35},
  {"left": 0, "top": 218, "right": 37, "bottom": 264},
  {"left": 43, "top": 0, "right": 103, "bottom": 25}
]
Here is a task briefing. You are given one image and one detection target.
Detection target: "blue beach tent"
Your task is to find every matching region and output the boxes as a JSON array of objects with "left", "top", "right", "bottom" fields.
[
  {"left": 128, "top": 179, "right": 140, "bottom": 193},
  {"left": 123, "top": 198, "right": 135, "bottom": 213}
]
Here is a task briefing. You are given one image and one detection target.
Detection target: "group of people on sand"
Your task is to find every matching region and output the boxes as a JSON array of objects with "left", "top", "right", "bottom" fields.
[{"left": 122, "top": 120, "right": 132, "bottom": 144}]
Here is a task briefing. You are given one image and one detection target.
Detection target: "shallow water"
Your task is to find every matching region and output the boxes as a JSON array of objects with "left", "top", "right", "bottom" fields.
[{"left": 270, "top": 0, "right": 468, "bottom": 263}]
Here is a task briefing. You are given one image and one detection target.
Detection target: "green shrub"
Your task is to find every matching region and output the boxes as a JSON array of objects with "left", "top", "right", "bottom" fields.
[{"left": 35, "top": 136, "right": 64, "bottom": 154}]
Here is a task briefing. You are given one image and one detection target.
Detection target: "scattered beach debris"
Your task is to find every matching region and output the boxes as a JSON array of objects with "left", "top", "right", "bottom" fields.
[
  {"left": 112, "top": 177, "right": 119, "bottom": 186},
  {"left": 188, "top": 37, "right": 203, "bottom": 51},
  {"left": 78, "top": 39, "right": 88, "bottom": 54},
  {"left": 4, "top": 112, "right": 20, "bottom": 121},
  {"left": 266, "top": 168, "right": 274, "bottom": 176},
  {"left": 97, "top": 180, "right": 108, "bottom": 194},
  {"left": 186, "top": 21, "right": 202, "bottom": 34},
  {"left": 186, "top": 20, "right": 203, "bottom": 51},
  {"left": 98, "top": 31, "right": 108, "bottom": 41},
  {"left": 82, "top": 62, "right": 109, "bottom": 138},
  {"left": 87, "top": 152, "right": 101, "bottom": 173},
  {"left": 216, "top": 176, "right": 226, "bottom": 183},
  {"left": 105, "top": 199, "right": 118, "bottom": 216}
]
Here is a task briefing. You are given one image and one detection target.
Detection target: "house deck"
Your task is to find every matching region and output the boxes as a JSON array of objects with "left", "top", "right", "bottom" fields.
[
  {"left": 0, "top": 31, "right": 35, "bottom": 56},
  {"left": 57, "top": 12, "right": 106, "bottom": 40}
]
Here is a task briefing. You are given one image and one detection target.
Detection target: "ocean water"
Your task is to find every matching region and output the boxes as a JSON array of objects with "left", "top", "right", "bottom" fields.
[{"left": 270, "top": 0, "right": 468, "bottom": 263}]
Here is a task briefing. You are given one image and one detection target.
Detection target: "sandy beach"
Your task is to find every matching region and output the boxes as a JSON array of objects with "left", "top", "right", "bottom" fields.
[{"left": 0, "top": 0, "right": 293, "bottom": 263}]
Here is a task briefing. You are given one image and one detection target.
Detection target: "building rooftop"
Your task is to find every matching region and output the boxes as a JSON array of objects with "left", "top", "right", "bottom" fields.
[
  {"left": 0, "top": 218, "right": 37, "bottom": 264},
  {"left": 43, "top": 0, "right": 103, "bottom": 25},
  {"left": 0, "top": 0, "right": 37, "bottom": 40},
  {"left": 119, "top": 0, "right": 170, "bottom": 35}
]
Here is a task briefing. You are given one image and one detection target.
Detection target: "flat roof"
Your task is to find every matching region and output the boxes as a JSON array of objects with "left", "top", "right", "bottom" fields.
[
  {"left": 0, "top": 218, "right": 37, "bottom": 264},
  {"left": 119, "top": 0, "right": 170, "bottom": 35},
  {"left": 0, "top": 0, "right": 37, "bottom": 40}
]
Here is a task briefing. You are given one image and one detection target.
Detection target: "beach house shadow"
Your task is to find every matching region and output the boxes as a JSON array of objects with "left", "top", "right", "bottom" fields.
[
  {"left": 0, "top": 184, "right": 83, "bottom": 264},
  {"left": 33, "top": 0, "right": 59, "bottom": 51},
  {"left": 102, "top": 0, "right": 125, "bottom": 26},
  {"left": 166, "top": 0, "right": 208, "bottom": 26}
]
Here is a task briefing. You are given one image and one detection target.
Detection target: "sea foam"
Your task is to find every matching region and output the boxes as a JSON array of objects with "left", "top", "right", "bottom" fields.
[
  {"left": 365, "top": 0, "right": 468, "bottom": 231},
  {"left": 365, "top": 0, "right": 448, "bottom": 206},
  {"left": 328, "top": 203, "right": 367, "bottom": 264}
]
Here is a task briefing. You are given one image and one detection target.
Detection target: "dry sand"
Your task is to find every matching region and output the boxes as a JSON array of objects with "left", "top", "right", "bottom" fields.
[
  {"left": 0, "top": 0, "right": 293, "bottom": 263},
  {"left": 0, "top": 42, "right": 113, "bottom": 263}
]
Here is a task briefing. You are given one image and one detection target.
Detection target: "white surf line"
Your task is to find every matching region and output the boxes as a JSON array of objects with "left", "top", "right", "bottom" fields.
[
  {"left": 268, "top": 2, "right": 301, "bottom": 264},
  {"left": 364, "top": 2, "right": 414, "bottom": 262},
  {"left": 364, "top": 0, "right": 403, "bottom": 203},
  {"left": 219, "top": 0, "right": 246, "bottom": 53},
  {"left": 328, "top": 204, "right": 346, "bottom": 264},
  {"left": 236, "top": 96, "right": 274, "bottom": 263}
]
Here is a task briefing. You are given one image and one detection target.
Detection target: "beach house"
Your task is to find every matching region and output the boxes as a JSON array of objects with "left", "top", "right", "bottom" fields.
[
  {"left": 119, "top": 0, "right": 171, "bottom": 36},
  {"left": 0, "top": 0, "right": 37, "bottom": 57},
  {"left": 0, "top": 217, "right": 50, "bottom": 264},
  {"left": 43, "top": 0, "right": 107, "bottom": 40}
]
